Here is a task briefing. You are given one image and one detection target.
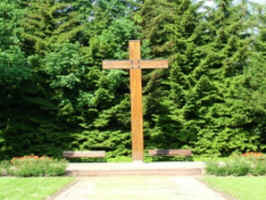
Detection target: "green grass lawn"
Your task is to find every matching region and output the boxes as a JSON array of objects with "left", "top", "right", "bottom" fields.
[
  {"left": 0, "top": 177, "right": 74, "bottom": 200},
  {"left": 203, "top": 176, "right": 266, "bottom": 200}
]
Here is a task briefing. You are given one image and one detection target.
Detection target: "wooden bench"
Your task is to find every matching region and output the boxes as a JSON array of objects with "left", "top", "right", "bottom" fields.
[
  {"left": 148, "top": 149, "right": 192, "bottom": 157},
  {"left": 63, "top": 151, "right": 106, "bottom": 158}
]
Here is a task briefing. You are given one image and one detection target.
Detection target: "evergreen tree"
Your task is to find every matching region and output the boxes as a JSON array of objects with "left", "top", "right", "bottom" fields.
[
  {"left": 41, "top": 0, "right": 142, "bottom": 157},
  {"left": 20, "top": 0, "right": 85, "bottom": 55},
  {"left": 138, "top": 0, "right": 207, "bottom": 149},
  {"left": 0, "top": 0, "right": 31, "bottom": 159},
  {"left": 2, "top": 0, "right": 142, "bottom": 158},
  {"left": 190, "top": 0, "right": 256, "bottom": 155},
  {"left": 138, "top": 0, "right": 260, "bottom": 155},
  {"left": 0, "top": 0, "right": 29, "bottom": 83},
  {"left": 238, "top": 5, "right": 266, "bottom": 151},
  {"left": 1, "top": 0, "right": 265, "bottom": 159}
]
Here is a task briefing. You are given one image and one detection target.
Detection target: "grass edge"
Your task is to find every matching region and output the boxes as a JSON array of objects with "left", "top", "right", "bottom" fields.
[
  {"left": 45, "top": 177, "right": 77, "bottom": 200},
  {"left": 196, "top": 177, "right": 237, "bottom": 200}
]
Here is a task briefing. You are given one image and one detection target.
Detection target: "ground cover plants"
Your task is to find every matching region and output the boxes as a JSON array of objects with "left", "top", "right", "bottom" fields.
[
  {"left": 205, "top": 153, "right": 266, "bottom": 176},
  {"left": 203, "top": 153, "right": 266, "bottom": 199},
  {"left": 0, "top": 160, "right": 10, "bottom": 176},
  {"left": 0, "top": 155, "right": 67, "bottom": 177}
]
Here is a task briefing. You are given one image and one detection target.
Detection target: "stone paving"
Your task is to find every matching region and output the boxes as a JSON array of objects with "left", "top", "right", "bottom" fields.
[{"left": 53, "top": 176, "right": 227, "bottom": 200}]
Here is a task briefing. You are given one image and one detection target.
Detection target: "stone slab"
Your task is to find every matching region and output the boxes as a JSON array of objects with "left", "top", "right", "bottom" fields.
[{"left": 66, "top": 162, "right": 206, "bottom": 176}]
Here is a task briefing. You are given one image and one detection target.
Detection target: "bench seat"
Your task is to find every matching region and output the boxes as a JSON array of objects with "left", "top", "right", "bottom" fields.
[
  {"left": 148, "top": 149, "right": 192, "bottom": 157},
  {"left": 63, "top": 151, "right": 106, "bottom": 158}
]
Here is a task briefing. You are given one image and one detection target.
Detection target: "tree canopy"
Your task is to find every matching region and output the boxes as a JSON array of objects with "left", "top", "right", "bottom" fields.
[{"left": 0, "top": 0, "right": 265, "bottom": 159}]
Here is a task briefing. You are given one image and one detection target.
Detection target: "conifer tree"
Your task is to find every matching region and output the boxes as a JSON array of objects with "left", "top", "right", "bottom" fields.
[
  {"left": 0, "top": 0, "right": 31, "bottom": 159},
  {"left": 138, "top": 0, "right": 207, "bottom": 149},
  {"left": 7, "top": 0, "right": 142, "bottom": 158},
  {"left": 20, "top": 0, "right": 84, "bottom": 55},
  {"left": 138, "top": 0, "right": 260, "bottom": 155},
  {"left": 1, "top": 0, "right": 265, "bottom": 159},
  {"left": 0, "top": 0, "right": 29, "bottom": 83},
  {"left": 238, "top": 5, "right": 266, "bottom": 151}
]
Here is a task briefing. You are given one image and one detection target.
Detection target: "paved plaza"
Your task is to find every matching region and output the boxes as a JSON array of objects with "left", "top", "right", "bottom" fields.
[{"left": 53, "top": 176, "right": 227, "bottom": 200}]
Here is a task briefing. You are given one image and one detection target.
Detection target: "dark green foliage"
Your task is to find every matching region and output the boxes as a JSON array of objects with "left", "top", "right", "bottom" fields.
[
  {"left": 0, "top": 0, "right": 32, "bottom": 160},
  {"left": 1, "top": 0, "right": 141, "bottom": 159},
  {"left": 0, "top": 0, "right": 265, "bottom": 160},
  {"left": 240, "top": 7, "right": 266, "bottom": 149},
  {"left": 139, "top": 0, "right": 205, "bottom": 150},
  {"left": 138, "top": 0, "right": 265, "bottom": 155},
  {"left": 0, "top": 0, "right": 31, "bottom": 83}
]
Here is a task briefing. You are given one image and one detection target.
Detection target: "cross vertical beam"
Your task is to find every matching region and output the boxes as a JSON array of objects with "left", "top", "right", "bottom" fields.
[
  {"left": 102, "top": 40, "right": 168, "bottom": 162},
  {"left": 129, "top": 40, "right": 144, "bottom": 162}
]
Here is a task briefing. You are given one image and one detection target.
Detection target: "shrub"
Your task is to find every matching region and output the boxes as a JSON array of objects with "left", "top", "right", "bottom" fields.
[
  {"left": 242, "top": 153, "right": 266, "bottom": 176},
  {"left": 228, "top": 159, "right": 250, "bottom": 176},
  {"left": 206, "top": 160, "right": 250, "bottom": 176},
  {"left": 206, "top": 154, "right": 266, "bottom": 176},
  {"left": 0, "top": 160, "right": 10, "bottom": 176},
  {"left": 251, "top": 160, "right": 266, "bottom": 176},
  {"left": 206, "top": 162, "right": 230, "bottom": 176},
  {"left": 8, "top": 155, "right": 67, "bottom": 177}
]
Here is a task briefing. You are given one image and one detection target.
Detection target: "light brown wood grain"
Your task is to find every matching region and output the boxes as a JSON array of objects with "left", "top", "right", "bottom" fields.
[
  {"left": 102, "top": 40, "right": 168, "bottom": 162},
  {"left": 102, "top": 60, "right": 168, "bottom": 69},
  {"left": 63, "top": 151, "right": 106, "bottom": 158},
  {"left": 102, "top": 60, "right": 131, "bottom": 69},
  {"left": 129, "top": 40, "right": 144, "bottom": 161},
  {"left": 148, "top": 149, "right": 192, "bottom": 157},
  {"left": 140, "top": 60, "right": 168, "bottom": 69}
]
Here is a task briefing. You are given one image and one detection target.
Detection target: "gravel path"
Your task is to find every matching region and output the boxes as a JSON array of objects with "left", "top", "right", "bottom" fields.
[{"left": 53, "top": 176, "right": 227, "bottom": 200}]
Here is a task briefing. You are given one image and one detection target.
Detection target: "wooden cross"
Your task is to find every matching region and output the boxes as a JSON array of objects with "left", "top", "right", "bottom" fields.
[{"left": 102, "top": 40, "right": 168, "bottom": 162}]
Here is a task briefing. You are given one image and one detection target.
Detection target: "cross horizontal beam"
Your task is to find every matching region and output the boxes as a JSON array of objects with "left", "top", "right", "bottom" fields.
[
  {"left": 102, "top": 60, "right": 131, "bottom": 69},
  {"left": 103, "top": 60, "right": 168, "bottom": 69}
]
